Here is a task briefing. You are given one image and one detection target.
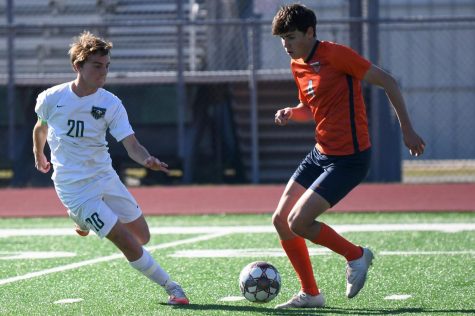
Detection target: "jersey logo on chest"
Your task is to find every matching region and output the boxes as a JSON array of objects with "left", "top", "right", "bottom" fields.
[
  {"left": 310, "top": 61, "right": 320, "bottom": 73},
  {"left": 91, "top": 106, "right": 106, "bottom": 119}
]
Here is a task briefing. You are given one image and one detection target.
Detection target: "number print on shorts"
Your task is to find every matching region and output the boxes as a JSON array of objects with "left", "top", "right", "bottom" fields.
[{"left": 85, "top": 212, "right": 105, "bottom": 232}]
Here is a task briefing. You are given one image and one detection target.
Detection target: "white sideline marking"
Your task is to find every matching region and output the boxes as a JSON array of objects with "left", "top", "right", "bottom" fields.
[
  {"left": 0, "top": 253, "right": 124, "bottom": 286},
  {"left": 54, "top": 298, "right": 83, "bottom": 304},
  {"left": 219, "top": 296, "right": 246, "bottom": 302},
  {"left": 170, "top": 248, "right": 475, "bottom": 258},
  {"left": 0, "top": 251, "right": 76, "bottom": 260},
  {"left": 385, "top": 294, "right": 412, "bottom": 300},
  {"left": 0, "top": 232, "right": 227, "bottom": 286},
  {"left": 1, "top": 223, "right": 474, "bottom": 238},
  {"left": 171, "top": 248, "right": 330, "bottom": 258},
  {"left": 380, "top": 251, "right": 475, "bottom": 256},
  {"left": 1, "top": 222, "right": 473, "bottom": 286}
]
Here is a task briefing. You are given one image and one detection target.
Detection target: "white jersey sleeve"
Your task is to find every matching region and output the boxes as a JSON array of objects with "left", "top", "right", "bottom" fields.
[
  {"left": 107, "top": 97, "right": 134, "bottom": 142},
  {"left": 35, "top": 91, "right": 49, "bottom": 121},
  {"left": 35, "top": 82, "right": 69, "bottom": 121}
]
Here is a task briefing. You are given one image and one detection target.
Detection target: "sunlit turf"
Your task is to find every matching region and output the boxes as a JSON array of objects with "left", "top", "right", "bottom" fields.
[
  {"left": 1, "top": 211, "right": 474, "bottom": 228},
  {"left": 0, "top": 212, "right": 474, "bottom": 315}
]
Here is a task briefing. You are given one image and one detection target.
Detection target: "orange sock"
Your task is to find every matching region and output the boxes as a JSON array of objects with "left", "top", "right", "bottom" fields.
[
  {"left": 281, "top": 237, "right": 319, "bottom": 295},
  {"left": 311, "top": 223, "right": 363, "bottom": 261}
]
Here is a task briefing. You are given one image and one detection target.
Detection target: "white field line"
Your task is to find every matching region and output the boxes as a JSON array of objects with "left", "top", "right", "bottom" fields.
[
  {"left": 384, "top": 294, "right": 412, "bottom": 300},
  {"left": 7, "top": 249, "right": 472, "bottom": 260},
  {"left": 0, "top": 232, "right": 228, "bottom": 286},
  {"left": 54, "top": 298, "right": 84, "bottom": 304},
  {"left": 379, "top": 250, "right": 475, "bottom": 256},
  {"left": 1, "top": 223, "right": 474, "bottom": 286},
  {"left": 170, "top": 248, "right": 475, "bottom": 258},
  {"left": 0, "top": 251, "right": 76, "bottom": 260},
  {"left": 1, "top": 223, "right": 474, "bottom": 238}
]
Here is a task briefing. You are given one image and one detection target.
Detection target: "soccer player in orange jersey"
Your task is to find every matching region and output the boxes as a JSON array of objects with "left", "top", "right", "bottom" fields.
[{"left": 271, "top": 4, "right": 425, "bottom": 309}]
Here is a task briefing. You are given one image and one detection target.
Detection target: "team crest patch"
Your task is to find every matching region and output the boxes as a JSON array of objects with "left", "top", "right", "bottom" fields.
[
  {"left": 310, "top": 61, "right": 320, "bottom": 73},
  {"left": 91, "top": 106, "right": 106, "bottom": 119}
]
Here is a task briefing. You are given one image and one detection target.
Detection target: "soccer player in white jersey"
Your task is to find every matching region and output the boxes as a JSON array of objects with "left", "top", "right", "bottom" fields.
[{"left": 32, "top": 31, "right": 189, "bottom": 305}]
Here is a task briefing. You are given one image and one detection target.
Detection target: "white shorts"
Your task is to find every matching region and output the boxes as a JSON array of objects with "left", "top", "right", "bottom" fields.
[{"left": 55, "top": 171, "right": 142, "bottom": 238}]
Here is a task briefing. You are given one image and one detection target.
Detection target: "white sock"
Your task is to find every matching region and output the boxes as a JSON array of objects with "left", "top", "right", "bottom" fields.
[{"left": 129, "top": 248, "right": 171, "bottom": 287}]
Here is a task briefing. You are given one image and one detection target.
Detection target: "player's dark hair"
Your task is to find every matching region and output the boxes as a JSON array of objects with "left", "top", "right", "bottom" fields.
[{"left": 272, "top": 4, "right": 317, "bottom": 37}]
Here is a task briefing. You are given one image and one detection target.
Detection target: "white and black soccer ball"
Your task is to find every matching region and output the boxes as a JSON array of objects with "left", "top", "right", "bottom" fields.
[{"left": 239, "top": 261, "right": 281, "bottom": 303}]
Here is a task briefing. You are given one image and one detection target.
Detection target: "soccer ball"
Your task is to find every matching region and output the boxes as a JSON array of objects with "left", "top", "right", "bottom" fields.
[{"left": 239, "top": 261, "right": 281, "bottom": 303}]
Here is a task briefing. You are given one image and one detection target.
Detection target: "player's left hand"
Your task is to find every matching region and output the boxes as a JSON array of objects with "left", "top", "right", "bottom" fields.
[
  {"left": 144, "top": 156, "right": 170, "bottom": 174},
  {"left": 403, "top": 128, "right": 426, "bottom": 157}
]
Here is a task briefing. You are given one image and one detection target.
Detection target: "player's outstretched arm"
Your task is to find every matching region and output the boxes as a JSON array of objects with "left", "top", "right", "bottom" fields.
[
  {"left": 363, "top": 65, "right": 426, "bottom": 157},
  {"left": 32, "top": 118, "right": 51, "bottom": 173},
  {"left": 121, "top": 134, "right": 169, "bottom": 174}
]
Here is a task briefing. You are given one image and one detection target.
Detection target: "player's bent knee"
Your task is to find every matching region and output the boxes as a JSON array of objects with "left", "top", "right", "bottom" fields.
[
  {"left": 288, "top": 222, "right": 301, "bottom": 236},
  {"left": 271, "top": 212, "right": 280, "bottom": 227},
  {"left": 272, "top": 212, "right": 289, "bottom": 231},
  {"left": 137, "top": 231, "right": 150, "bottom": 245},
  {"left": 107, "top": 228, "right": 143, "bottom": 261},
  {"left": 287, "top": 216, "right": 304, "bottom": 236},
  {"left": 125, "top": 216, "right": 151, "bottom": 245}
]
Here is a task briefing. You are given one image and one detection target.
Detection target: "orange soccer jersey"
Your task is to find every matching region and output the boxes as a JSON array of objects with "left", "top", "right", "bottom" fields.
[{"left": 291, "top": 40, "right": 372, "bottom": 155}]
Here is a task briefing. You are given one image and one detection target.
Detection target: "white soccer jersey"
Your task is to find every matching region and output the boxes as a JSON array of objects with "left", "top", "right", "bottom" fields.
[{"left": 35, "top": 81, "right": 134, "bottom": 184}]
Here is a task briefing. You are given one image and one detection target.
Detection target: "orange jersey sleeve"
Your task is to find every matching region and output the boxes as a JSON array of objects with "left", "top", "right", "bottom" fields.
[
  {"left": 327, "top": 42, "right": 371, "bottom": 80},
  {"left": 290, "top": 41, "right": 372, "bottom": 155}
]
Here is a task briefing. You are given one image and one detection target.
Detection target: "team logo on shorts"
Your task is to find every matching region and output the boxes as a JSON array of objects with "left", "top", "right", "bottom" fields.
[
  {"left": 91, "top": 106, "right": 106, "bottom": 119},
  {"left": 310, "top": 61, "right": 320, "bottom": 73}
]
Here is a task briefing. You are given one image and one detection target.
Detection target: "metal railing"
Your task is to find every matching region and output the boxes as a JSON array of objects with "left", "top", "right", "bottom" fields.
[{"left": 1, "top": 0, "right": 474, "bottom": 185}]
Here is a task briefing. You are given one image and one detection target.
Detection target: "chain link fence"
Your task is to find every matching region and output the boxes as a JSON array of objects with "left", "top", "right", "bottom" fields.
[{"left": 0, "top": 0, "right": 474, "bottom": 185}]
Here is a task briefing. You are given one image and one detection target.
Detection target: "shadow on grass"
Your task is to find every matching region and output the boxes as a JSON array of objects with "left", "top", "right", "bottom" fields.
[{"left": 160, "top": 304, "right": 475, "bottom": 315}]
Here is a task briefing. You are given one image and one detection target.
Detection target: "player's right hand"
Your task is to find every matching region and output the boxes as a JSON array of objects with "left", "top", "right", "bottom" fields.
[
  {"left": 34, "top": 155, "right": 51, "bottom": 173},
  {"left": 274, "top": 107, "right": 293, "bottom": 126}
]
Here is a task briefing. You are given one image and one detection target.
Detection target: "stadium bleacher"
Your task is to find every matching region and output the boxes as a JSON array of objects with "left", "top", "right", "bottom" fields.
[
  {"left": 0, "top": 0, "right": 316, "bottom": 184},
  {"left": 0, "top": 0, "right": 207, "bottom": 76}
]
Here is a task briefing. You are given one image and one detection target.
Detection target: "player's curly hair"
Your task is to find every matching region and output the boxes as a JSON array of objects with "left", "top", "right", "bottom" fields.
[
  {"left": 272, "top": 4, "right": 317, "bottom": 37},
  {"left": 68, "top": 31, "right": 113, "bottom": 67}
]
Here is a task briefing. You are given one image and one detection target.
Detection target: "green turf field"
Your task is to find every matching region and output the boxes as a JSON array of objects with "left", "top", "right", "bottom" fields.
[{"left": 1, "top": 212, "right": 474, "bottom": 315}]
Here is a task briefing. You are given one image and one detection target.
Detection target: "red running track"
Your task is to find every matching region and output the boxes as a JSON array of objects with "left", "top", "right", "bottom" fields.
[{"left": 0, "top": 183, "right": 474, "bottom": 218}]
